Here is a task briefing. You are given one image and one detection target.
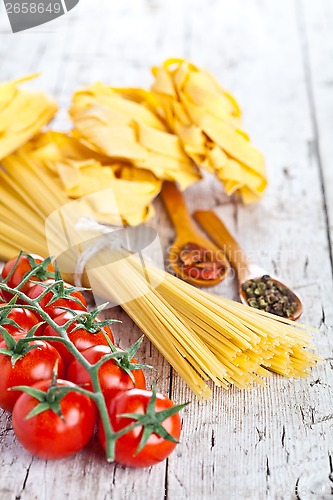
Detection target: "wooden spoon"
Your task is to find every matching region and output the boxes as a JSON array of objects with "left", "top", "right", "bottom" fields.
[
  {"left": 161, "top": 182, "right": 230, "bottom": 287},
  {"left": 193, "top": 210, "right": 303, "bottom": 320}
]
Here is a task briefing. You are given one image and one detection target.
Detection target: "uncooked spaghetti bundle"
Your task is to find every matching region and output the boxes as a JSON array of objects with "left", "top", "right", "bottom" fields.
[
  {"left": 0, "top": 75, "right": 57, "bottom": 160},
  {"left": 151, "top": 59, "right": 267, "bottom": 203},
  {"left": 0, "top": 154, "right": 318, "bottom": 399},
  {"left": 69, "top": 82, "right": 201, "bottom": 190}
]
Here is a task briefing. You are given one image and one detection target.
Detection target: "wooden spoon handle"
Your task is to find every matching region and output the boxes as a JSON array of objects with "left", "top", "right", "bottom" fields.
[
  {"left": 193, "top": 210, "right": 250, "bottom": 283},
  {"left": 161, "top": 181, "right": 197, "bottom": 235}
]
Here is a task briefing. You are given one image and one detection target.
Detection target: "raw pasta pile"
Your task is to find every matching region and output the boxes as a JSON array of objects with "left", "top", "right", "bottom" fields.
[
  {"left": 70, "top": 83, "right": 199, "bottom": 191},
  {"left": 0, "top": 59, "right": 267, "bottom": 224},
  {"left": 25, "top": 132, "right": 162, "bottom": 226},
  {"left": 0, "top": 62, "right": 318, "bottom": 399},
  {"left": 0, "top": 75, "right": 57, "bottom": 161},
  {"left": 151, "top": 59, "right": 267, "bottom": 203}
]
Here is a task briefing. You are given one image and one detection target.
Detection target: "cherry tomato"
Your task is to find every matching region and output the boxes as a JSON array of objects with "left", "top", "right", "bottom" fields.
[
  {"left": 0, "top": 306, "right": 40, "bottom": 341},
  {"left": 0, "top": 338, "right": 65, "bottom": 412},
  {"left": 98, "top": 389, "right": 182, "bottom": 467},
  {"left": 12, "top": 379, "right": 96, "bottom": 460},
  {"left": 66, "top": 345, "right": 146, "bottom": 398},
  {"left": 43, "top": 311, "right": 114, "bottom": 367},
  {"left": 1, "top": 254, "right": 54, "bottom": 301},
  {"left": 27, "top": 279, "right": 87, "bottom": 314}
]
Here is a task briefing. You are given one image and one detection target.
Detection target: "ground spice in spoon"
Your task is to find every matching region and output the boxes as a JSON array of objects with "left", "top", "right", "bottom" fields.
[
  {"left": 242, "top": 275, "right": 298, "bottom": 318},
  {"left": 179, "top": 242, "right": 227, "bottom": 281}
]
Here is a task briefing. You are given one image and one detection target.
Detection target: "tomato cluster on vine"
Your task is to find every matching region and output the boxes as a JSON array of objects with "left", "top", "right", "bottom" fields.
[{"left": 0, "top": 253, "right": 186, "bottom": 467}]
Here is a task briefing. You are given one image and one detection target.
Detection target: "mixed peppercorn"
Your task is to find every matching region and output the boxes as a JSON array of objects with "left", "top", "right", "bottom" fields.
[{"left": 242, "top": 275, "right": 298, "bottom": 318}]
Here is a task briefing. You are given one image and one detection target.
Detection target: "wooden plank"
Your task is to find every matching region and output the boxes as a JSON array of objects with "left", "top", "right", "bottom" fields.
[
  {"left": 298, "top": 0, "right": 333, "bottom": 264},
  {"left": 166, "top": 0, "right": 333, "bottom": 497}
]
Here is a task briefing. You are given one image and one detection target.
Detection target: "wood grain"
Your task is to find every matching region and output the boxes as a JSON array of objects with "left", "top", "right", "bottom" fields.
[{"left": 0, "top": 0, "right": 332, "bottom": 498}]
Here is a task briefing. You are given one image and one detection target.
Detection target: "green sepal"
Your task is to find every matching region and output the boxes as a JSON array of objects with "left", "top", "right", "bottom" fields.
[
  {"left": 0, "top": 348, "right": 12, "bottom": 357},
  {"left": 117, "top": 385, "right": 188, "bottom": 455},
  {"left": 46, "top": 283, "right": 86, "bottom": 309},
  {"left": 0, "top": 318, "right": 22, "bottom": 331},
  {"left": 4, "top": 254, "right": 55, "bottom": 292},
  {"left": 10, "top": 383, "right": 64, "bottom": 421},
  {"left": 153, "top": 402, "right": 189, "bottom": 423},
  {"left": 10, "top": 344, "right": 40, "bottom": 367},
  {"left": 94, "top": 336, "right": 153, "bottom": 385},
  {"left": 9, "top": 384, "right": 79, "bottom": 421},
  {"left": 67, "top": 304, "right": 121, "bottom": 335},
  {"left": 18, "top": 322, "right": 45, "bottom": 341},
  {"left": 135, "top": 423, "right": 179, "bottom": 455},
  {"left": 0, "top": 325, "right": 18, "bottom": 350},
  {"left": 135, "top": 425, "right": 154, "bottom": 454},
  {"left": 25, "top": 402, "right": 52, "bottom": 420},
  {"left": 29, "top": 280, "right": 62, "bottom": 302},
  {"left": 0, "top": 297, "right": 23, "bottom": 333},
  {"left": 27, "top": 274, "right": 87, "bottom": 309},
  {"left": 23, "top": 255, "right": 55, "bottom": 283},
  {"left": 0, "top": 322, "right": 44, "bottom": 366},
  {"left": 26, "top": 254, "right": 54, "bottom": 274},
  {"left": 9, "top": 385, "right": 46, "bottom": 401},
  {"left": 14, "top": 322, "right": 46, "bottom": 355}
]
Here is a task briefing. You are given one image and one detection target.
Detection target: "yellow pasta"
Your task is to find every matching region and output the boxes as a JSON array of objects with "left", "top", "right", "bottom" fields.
[
  {"left": 151, "top": 59, "right": 267, "bottom": 203},
  {"left": 3, "top": 133, "right": 162, "bottom": 226},
  {"left": 0, "top": 153, "right": 318, "bottom": 399},
  {"left": 0, "top": 75, "right": 57, "bottom": 160},
  {"left": 70, "top": 82, "right": 201, "bottom": 190}
]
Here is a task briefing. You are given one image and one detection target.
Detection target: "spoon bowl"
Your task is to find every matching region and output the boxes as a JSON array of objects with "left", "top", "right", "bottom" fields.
[
  {"left": 161, "top": 182, "right": 230, "bottom": 287},
  {"left": 238, "top": 264, "right": 303, "bottom": 320},
  {"left": 194, "top": 210, "right": 303, "bottom": 321}
]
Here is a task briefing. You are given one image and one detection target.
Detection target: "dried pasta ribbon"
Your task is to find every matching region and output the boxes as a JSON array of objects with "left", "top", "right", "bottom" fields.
[
  {"left": 69, "top": 82, "right": 201, "bottom": 190},
  {"left": 151, "top": 59, "right": 267, "bottom": 203},
  {"left": 0, "top": 75, "right": 57, "bottom": 160},
  {"left": 16, "top": 132, "right": 161, "bottom": 226}
]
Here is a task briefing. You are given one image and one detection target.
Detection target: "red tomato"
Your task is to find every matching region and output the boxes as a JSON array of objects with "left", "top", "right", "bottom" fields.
[
  {"left": 0, "top": 338, "right": 65, "bottom": 412},
  {"left": 98, "top": 389, "right": 182, "bottom": 467},
  {"left": 43, "top": 311, "right": 114, "bottom": 367},
  {"left": 66, "top": 345, "right": 146, "bottom": 398},
  {"left": 1, "top": 254, "right": 54, "bottom": 301},
  {"left": 0, "top": 306, "right": 40, "bottom": 341},
  {"left": 12, "top": 379, "right": 96, "bottom": 460},
  {"left": 27, "top": 279, "right": 87, "bottom": 314}
]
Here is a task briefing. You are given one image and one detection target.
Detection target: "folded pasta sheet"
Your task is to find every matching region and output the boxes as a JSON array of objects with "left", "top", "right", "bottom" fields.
[
  {"left": 151, "top": 59, "right": 267, "bottom": 203},
  {"left": 70, "top": 83, "right": 200, "bottom": 190},
  {"left": 13, "top": 132, "right": 162, "bottom": 226},
  {"left": 0, "top": 75, "right": 57, "bottom": 160}
]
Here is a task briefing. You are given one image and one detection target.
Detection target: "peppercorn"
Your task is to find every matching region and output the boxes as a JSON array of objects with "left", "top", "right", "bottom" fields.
[{"left": 241, "top": 275, "right": 298, "bottom": 318}]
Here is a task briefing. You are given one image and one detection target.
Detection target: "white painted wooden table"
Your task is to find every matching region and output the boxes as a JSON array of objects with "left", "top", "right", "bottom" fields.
[{"left": 0, "top": 1, "right": 333, "bottom": 498}]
